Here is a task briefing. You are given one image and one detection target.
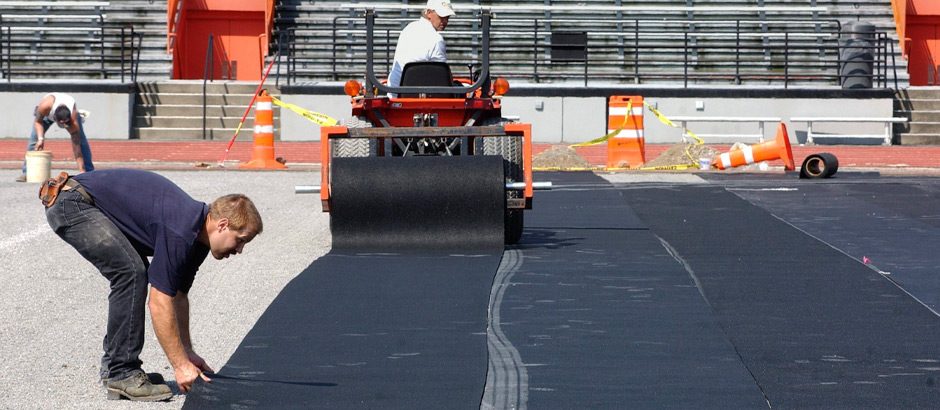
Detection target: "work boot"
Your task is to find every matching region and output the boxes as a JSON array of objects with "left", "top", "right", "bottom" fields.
[
  {"left": 14, "top": 174, "right": 26, "bottom": 182},
  {"left": 105, "top": 370, "right": 172, "bottom": 402},
  {"left": 101, "top": 372, "right": 166, "bottom": 387}
]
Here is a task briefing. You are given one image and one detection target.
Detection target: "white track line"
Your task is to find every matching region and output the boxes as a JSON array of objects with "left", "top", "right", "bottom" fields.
[{"left": 0, "top": 224, "right": 50, "bottom": 253}]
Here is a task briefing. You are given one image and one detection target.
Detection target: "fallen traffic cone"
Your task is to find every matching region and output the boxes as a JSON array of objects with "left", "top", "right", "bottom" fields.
[
  {"left": 240, "top": 91, "right": 286, "bottom": 169},
  {"left": 712, "top": 122, "right": 795, "bottom": 171}
]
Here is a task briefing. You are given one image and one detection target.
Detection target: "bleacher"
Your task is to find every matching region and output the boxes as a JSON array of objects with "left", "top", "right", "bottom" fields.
[
  {"left": 106, "top": 0, "right": 170, "bottom": 81},
  {"left": 271, "top": 0, "right": 906, "bottom": 88},
  {"left": 0, "top": 0, "right": 906, "bottom": 88},
  {"left": 0, "top": 0, "right": 141, "bottom": 81}
]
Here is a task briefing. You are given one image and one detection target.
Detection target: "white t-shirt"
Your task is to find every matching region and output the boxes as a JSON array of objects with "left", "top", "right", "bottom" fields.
[
  {"left": 43, "top": 93, "right": 77, "bottom": 122},
  {"left": 387, "top": 18, "right": 447, "bottom": 93}
]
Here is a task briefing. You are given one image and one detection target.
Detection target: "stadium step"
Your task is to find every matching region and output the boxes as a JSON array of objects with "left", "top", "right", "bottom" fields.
[
  {"left": 896, "top": 88, "right": 940, "bottom": 145},
  {"left": 134, "top": 81, "right": 281, "bottom": 141},
  {"left": 897, "top": 133, "right": 940, "bottom": 145}
]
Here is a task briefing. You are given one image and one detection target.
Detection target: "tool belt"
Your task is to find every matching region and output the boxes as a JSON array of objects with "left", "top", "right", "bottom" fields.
[{"left": 39, "top": 171, "right": 93, "bottom": 208}]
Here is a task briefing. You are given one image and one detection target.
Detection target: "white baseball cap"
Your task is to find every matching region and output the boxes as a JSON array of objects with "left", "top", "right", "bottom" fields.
[{"left": 426, "top": 0, "right": 455, "bottom": 18}]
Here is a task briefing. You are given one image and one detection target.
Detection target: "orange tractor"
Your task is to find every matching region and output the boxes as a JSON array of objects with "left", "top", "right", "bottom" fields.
[{"left": 315, "top": 9, "right": 544, "bottom": 245}]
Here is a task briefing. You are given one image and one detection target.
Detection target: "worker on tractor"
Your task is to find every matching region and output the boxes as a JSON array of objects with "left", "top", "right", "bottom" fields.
[{"left": 387, "top": 0, "right": 456, "bottom": 96}]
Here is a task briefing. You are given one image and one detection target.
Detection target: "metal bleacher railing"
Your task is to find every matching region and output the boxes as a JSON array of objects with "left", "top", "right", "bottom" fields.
[
  {"left": 0, "top": 1, "right": 142, "bottom": 82},
  {"left": 272, "top": 3, "right": 899, "bottom": 90}
]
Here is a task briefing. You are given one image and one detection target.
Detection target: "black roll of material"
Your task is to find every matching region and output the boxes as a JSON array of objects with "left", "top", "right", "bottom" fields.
[
  {"left": 330, "top": 155, "right": 506, "bottom": 251},
  {"left": 800, "top": 152, "right": 839, "bottom": 179},
  {"left": 183, "top": 155, "right": 508, "bottom": 408}
]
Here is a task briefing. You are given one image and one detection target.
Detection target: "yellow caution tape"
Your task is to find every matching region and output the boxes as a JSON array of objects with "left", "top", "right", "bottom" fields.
[
  {"left": 644, "top": 101, "right": 704, "bottom": 145},
  {"left": 570, "top": 101, "right": 634, "bottom": 147},
  {"left": 557, "top": 98, "right": 710, "bottom": 171},
  {"left": 638, "top": 163, "right": 700, "bottom": 171},
  {"left": 568, "top": 100, "right": 705, "bottom": 149},
  {"left": 271, "top": 96, "right": 338, "bottom": 126},
  {"left": 533, "top": 166, "right": 601, "bottom": 171}
]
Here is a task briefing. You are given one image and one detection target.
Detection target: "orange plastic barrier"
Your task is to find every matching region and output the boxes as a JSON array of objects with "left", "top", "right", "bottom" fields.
[
  {"left": 606, "top": 95, "right": 645, "bottom": 168},
  {"left": 712, "top": 122, "right": 795, "bottom": 171},
  {"left": 240, "top": 92, "right": 286, "bottom": 169}
]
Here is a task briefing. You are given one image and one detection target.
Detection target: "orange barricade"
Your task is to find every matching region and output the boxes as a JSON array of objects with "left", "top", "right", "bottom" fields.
[
  {"left": 240, "top": 91, "right": 287, "bottom": 169},
  {"left": 606, "top": 95, "right": 646, "bottom": 168}
]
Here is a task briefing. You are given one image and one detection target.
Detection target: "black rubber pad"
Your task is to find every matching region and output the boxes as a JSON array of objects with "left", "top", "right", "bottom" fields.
[
  {"left": 505, "top": 172, "right": 767, "bottom": 408},
  {"left": 622, "top": 184, "right": 940, "bottom": 408},
  {"left": 330, "top": 156, "right": 506, "bottom": 251},
  {"left": 185, "top": 156, "right": 506, "bottom": 408},
  {"left": 730, "top": 181, "right": 940, "bottom": 311}
]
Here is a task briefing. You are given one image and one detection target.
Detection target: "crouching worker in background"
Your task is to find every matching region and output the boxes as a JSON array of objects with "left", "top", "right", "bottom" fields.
[
  {"left": 16, "top": 92, "right": 95, "bottom": 182},
  {"left": 42, "top": 169, "right": 263, "bottom": 401}
]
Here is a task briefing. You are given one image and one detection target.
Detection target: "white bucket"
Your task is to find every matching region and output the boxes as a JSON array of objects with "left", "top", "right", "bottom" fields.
[
  {"left": 25, "top": 151, "right": 52, "bottom": 183},
  {"left": 698, "top": 157, "right": 712, "bottom": 170}
]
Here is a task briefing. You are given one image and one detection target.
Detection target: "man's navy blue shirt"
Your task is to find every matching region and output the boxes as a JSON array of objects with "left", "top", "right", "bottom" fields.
[{"left": 74, "top": 169, "right": 210, "bottom": 296}]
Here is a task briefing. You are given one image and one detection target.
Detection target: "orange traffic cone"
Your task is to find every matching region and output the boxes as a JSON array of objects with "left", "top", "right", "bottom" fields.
[
  {"left": 240, "top": 91, "right": 286, "bottom": 169},
  {"left": 712, "top": 122, "right": 795, "bottom": 171}
]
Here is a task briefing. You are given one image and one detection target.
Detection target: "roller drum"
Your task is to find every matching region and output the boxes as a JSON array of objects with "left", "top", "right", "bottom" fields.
[{"left": 330, "top": 155, "right": 507, "bottom": 251}]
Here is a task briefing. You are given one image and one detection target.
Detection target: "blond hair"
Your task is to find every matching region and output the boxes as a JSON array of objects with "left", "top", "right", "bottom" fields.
[{"left": 209, "top": 194, "right": 263, "bottom": 235}]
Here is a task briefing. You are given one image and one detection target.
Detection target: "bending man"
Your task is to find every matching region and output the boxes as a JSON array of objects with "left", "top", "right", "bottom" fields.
[
  {"left": 17, "top": 92, "right": 94, "bottom": 182},
  {"left": 44, "top": 169, "right": 263, "bottom": 401}
]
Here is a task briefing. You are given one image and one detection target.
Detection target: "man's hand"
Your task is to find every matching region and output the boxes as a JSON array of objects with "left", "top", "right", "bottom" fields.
[
  {"left": 149, "top": 287, "right": 214, "bottom": 393},
  {"left": 34, "top": 138, "right": 45, "bottom": 151},
  {"left": 174, "top": 360, "right": 212, "bottom": 393},
  {"left": 187, "top": 350, "right": 215, "bottom": 374}
]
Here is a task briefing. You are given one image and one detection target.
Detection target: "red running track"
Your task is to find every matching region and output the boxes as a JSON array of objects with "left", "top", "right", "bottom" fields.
[{"left": 2, "top": 139, "right": 940, "bottom": 169}]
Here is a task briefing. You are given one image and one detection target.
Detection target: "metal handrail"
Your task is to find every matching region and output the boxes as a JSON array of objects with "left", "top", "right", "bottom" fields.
[
  {"left": 276, "top": 13, "right": 899, "bottom": 89},
  {"left": 0, "top": 19, "right": 140, "bottom": 81},
  {"left": 202, "top": 33, "right": 214, "bottom": 140}
]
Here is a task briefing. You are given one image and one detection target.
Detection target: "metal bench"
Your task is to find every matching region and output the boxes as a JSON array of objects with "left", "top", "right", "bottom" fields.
[
  {"left": 789, "top": 117, "right": 908, "bottom": 146},
  {"left": 670, "top": 116, "right": 782, "bottom": 143}
]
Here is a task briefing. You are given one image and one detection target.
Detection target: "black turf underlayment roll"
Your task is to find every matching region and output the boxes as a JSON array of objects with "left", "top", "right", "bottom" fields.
[
  {"left": 508, "top": 172, "right": 767, "bottom": 408},
  {"left": 330, "top": 155, "right": 506, "bottom": 251},
  {"left": 184, "top": 155, "right": 507, "bottom": 408},
  {"left": 623, "top": 185, "right": 940, "bottom": 408}
]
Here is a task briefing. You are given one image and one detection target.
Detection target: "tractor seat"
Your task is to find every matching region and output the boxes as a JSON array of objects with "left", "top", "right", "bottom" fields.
[{"left": 399, "top": 62, "right": 460, "bottom": 98}]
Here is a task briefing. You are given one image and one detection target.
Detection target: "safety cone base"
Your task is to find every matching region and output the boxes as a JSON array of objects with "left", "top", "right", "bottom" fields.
[{"left": 240, "top": 92, "right": 286, "bottom": 170}]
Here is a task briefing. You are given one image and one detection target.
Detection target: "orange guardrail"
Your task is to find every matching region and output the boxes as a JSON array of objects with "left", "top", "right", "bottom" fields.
[{"left": 890, "top": 0, "right": 907, "bottom": 57}]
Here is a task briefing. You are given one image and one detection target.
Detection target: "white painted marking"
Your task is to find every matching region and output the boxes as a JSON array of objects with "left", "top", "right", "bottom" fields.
[
  {"left": 726, "top": 188, "right": 799, "bottom": 192},
  {"left": 605, "top": 128, "right": 644, "bottom": 138},
  {"left": 600, "top": 174, "right": 708, "bottom": 184},
  {"left": 0, "top": 224, "right": 49, "bottom": 252},
  {"left": 608, "top": 107, "right": 643, "bottom": 116}
]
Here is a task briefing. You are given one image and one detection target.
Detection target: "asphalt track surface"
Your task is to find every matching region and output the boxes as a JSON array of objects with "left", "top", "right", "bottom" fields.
[{"left": 5, "top": 168, "right": 940, "bottom": 408}]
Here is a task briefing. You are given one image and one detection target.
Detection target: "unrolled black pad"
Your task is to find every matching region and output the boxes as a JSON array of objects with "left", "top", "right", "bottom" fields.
[
  {"left": 330, "top": 155, "right": 506, "bottom": 251},
  {"left": 731, "top": 180, "right": 940, "bottom": 310},
  {"left": 506, "top": 172, "right": 767, "bottom": 408},
  {"left": 184, "top": 156, "right": 506, "bottom": 408},
  {"left": 623, "top": 185, "right": 940, "bottom": 408}
]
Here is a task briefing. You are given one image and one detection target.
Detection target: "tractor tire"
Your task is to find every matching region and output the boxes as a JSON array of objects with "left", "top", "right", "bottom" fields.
[
  {"left": 476, "top": 118, "right": 524, "bottom": 245},
  {"left": 332, "top": 116, "right": 374, "bottom": 158}
]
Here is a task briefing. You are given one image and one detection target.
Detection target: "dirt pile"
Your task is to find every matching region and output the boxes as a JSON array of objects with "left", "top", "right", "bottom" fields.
[
  {"left": 643, "top": 143, "right": 721, "bottom": 169},
  {"left": 533, "top": 145, "right": 594, "bottom": 169}
]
